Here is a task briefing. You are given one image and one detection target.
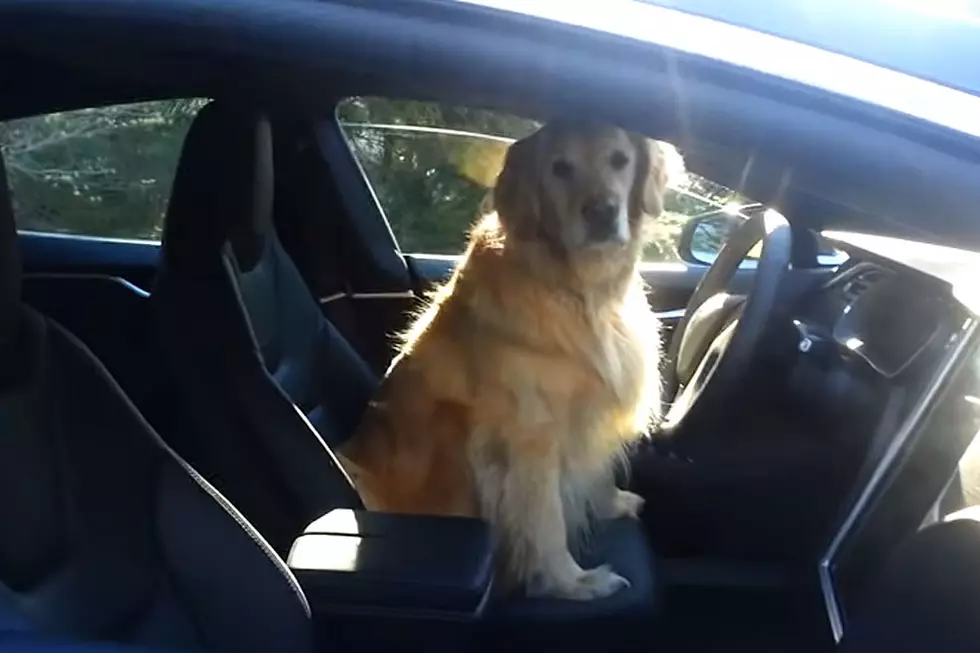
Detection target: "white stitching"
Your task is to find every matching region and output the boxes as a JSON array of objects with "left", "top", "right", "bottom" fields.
[{"left": 44, "top": 313, "right": 312, "bottom": 618}]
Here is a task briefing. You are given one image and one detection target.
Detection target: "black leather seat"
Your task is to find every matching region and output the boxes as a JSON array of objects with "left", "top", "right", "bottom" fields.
[
  {"left": 152, "top": 103, "right": 370, "bottom": 555},
  {"left": 0, "top": 156, "right": 314, "bottom": 652},
  {"left": 153, "top": 101, "right": 658, "bottom": 623}
]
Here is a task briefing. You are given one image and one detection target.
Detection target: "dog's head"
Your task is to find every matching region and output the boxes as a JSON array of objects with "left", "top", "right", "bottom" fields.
[{"left": 492, "top": 122, "right": 675, "bottom": 258}]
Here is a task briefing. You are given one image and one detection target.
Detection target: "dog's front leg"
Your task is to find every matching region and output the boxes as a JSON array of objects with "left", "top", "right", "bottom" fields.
[
  {"left": 604, "top": 487, "right": 646, "bottom": 519},
  {"left": 590, "top": 465, "right": 646, "bottom": 521},
  {"left": 471, "top": 433, "right": 630, "bottom": 600}
]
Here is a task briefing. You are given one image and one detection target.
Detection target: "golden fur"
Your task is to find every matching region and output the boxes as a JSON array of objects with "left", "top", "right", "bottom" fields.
[{"left": 340, "top": 122, "right": 676, "bottom": 600}]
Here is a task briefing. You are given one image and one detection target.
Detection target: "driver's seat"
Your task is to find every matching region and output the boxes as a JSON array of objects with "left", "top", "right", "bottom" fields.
[{"left": 152, "top": 101, "right": 659, "bottom": 629}]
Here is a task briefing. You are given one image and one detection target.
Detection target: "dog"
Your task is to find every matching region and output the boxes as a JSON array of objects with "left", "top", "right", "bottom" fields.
[{"left": 339, "top": 122, "right": 676, "bottom": 600}]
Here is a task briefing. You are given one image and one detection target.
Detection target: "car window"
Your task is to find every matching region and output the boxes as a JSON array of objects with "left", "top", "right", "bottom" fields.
[
  {"left": 337, "top": 96, "right": 748, "bottom": 263},
  {"left": 0, "top": 98, "right": 209, "bottom": 242},
  {"left": 930, "top": 427, "right": 980, "bottom": 524}
]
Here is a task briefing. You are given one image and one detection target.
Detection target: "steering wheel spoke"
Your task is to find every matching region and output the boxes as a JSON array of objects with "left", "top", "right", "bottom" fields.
[
  {"left": 664, "top": 318, "right": 738, "bottom": 429},
  {"left": 660, "top": 210, "right": 793, "bottom": 435}
]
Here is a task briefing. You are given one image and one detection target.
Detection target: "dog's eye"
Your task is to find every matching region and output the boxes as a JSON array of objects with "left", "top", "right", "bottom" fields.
[
  {"left": 551, "top": 160, "right": 574, "bottom": 180},
  {"left": 609, "top": 150, "right": 630, "bottom": 171}
]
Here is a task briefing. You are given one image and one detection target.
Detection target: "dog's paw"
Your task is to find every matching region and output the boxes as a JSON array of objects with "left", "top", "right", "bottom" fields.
[
  {"left": 563, "top": 565, "right": 631, "bottom": 600},
  {"left": 528, "top": 563, "right": 631, "bottom": 601},
  {"left": 611, "top": 489, "right": 646, "bottom": 519}
]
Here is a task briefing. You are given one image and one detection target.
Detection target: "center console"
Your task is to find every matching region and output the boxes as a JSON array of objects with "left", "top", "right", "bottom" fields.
[{"left": 286, "top": 509, "right": 494, "bottom": 648}]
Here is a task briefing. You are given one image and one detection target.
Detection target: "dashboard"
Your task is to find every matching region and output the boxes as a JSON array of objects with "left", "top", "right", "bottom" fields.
[
  {"left": 793, "top": 239, "right": 980, "bottom": 643},
  {"left": 794, "top": 258, "right": 961, "bottom": 380}
]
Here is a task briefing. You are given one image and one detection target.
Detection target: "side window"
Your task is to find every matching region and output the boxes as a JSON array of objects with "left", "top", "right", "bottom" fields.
[
  {"left": 337, "top": 96, "right": 745, "bottom": 263},
  {"left": 0, "top": 98, "right": 209, "bottom": 241},
  {"left": 931, "top": 430, "right": 980, "bottom": 523}
]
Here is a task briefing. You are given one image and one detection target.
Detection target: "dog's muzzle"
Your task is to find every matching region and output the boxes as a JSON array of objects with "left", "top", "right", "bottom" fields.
[{"left": 582, "top": 198, "right": 626, "bottom": 244}]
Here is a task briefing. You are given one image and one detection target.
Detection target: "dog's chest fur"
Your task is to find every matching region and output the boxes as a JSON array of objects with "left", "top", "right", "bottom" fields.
[
  {"left": 556, "top": 284, "right": 659, "bottom": 459},
  {"left": 341, "top": 240, "right": 662, "bottom": 522},
  {"left": 496, "top": 276, "right": 660, "bottom": 534},
  {"left": 474, "top": 269, "right": 661, "bottom": 458}
]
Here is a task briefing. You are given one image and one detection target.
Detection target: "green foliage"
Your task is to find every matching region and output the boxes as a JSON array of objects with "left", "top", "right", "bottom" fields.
[
  {"left": 339, "top": 97, "right": 743, "bottom": 262},
  {"left": 1, "top": 99, "right": 207, "bottom": 240},
  {"left": 339, "top": 97, "right": 540, "bottom": 255},
  {"left": 0, "top": 95, "right": 743, "bottom": 263}
]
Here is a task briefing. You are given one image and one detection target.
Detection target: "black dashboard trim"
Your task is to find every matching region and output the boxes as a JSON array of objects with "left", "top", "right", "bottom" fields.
[
  {"left": 814, "top": 261, "right": 949, "bottom": 379},
  {"left": 818, "top": 315, "right": 978, "bottom": 642}
]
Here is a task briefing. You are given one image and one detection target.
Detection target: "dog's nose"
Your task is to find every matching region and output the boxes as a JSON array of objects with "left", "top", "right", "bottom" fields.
[{"left": 582, "top": 197, "right": 620, "bottom": 232}]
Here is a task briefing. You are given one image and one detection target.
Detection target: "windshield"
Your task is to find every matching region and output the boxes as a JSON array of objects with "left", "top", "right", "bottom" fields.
[
  {"left": 459, "top": 0, "right": 980, "bottom": 140},
  {"left": 639, "top": 0, "right": 980, "bottom": 98}
]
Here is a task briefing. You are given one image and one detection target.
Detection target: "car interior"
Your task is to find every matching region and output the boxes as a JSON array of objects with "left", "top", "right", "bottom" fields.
[{"left": 4, "top": 1, "right": 980, "bottom": 652}]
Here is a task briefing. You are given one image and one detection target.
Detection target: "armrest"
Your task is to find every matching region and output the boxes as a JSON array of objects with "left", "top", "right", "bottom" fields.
[{"left": 287, "top": 509, "right": 494, "bottom": 619}]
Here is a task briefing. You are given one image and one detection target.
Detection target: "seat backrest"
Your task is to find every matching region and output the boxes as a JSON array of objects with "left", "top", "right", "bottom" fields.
[
  {"left": 0, "top": 154, "right": 313, "bottom": 653},
  {"left": 837, "top": 518, "right": 980, "bottom": 653},
  {"left": 152, "top": 101, "right": 371, "bottom": 553}
]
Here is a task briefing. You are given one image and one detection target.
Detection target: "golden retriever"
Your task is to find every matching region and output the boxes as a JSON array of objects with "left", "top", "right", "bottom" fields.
[{"left": 339, "top": 122, "right": 675, "bottom": 600}]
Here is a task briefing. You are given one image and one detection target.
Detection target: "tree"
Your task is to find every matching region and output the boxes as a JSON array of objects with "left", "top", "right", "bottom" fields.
[
  {"left": 339, "top": 98, "right": 540, "bottom": 254},
  {"left": 0, "top": 99, "right": 206, "bottom": 239}
]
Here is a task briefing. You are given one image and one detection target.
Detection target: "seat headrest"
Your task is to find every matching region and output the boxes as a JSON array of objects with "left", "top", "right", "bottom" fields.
[
  {"left": 161, "top": 101, "right": 274, "bottom": 273},
  {"left": 0, "top": 154, "right": 21, "bottom": 344}
]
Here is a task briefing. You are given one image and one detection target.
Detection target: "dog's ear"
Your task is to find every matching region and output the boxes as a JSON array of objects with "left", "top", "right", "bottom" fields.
[
  {"left": 630, "top": 136, "right": 680, "bottom": 219},
  {"left": 492, "top": 131, "right": 541, "bottom": 238}
]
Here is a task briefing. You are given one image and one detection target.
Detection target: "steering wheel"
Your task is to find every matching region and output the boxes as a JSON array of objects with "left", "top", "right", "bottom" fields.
[{"left": 659, "top": 210, "right": 793, "bottom": 435}]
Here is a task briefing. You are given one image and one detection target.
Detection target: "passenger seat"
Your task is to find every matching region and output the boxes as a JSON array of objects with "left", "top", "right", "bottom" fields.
[
  {"left": 152, "top": 102, "right": 371, "bottom": 554},
  {"left": 0, "top": 153, "right": 314, "bottom": 652}
]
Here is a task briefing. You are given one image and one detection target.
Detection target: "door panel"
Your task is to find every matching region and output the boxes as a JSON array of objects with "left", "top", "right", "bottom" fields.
[
  {"left": 18, "top": 232, "right": 169, "bottom": 430},
  {"left": 19, "top": 232, "right": 160, "bottom": 289},
  {"left": 19, "top": 232, "right": 160, "bottom": 359}
]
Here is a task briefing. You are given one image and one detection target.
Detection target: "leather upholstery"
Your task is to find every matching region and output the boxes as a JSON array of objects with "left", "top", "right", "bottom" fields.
[
  {"left": 289, "top": 509, "right": 494, "bottom": 616},
  {"left": 153, "top": 102, "right": 368, "bottom": 554},
  {"left": 494, "top": 518, "right": 657, "bottom": 621},
  {"left": 0, "top": 155, "right": 314, "bottom": 653}
]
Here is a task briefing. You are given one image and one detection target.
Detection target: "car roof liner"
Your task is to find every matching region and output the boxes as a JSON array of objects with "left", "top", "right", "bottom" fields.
[{"left": 1, "top": 0, "right": 979, "bottom": 250}]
